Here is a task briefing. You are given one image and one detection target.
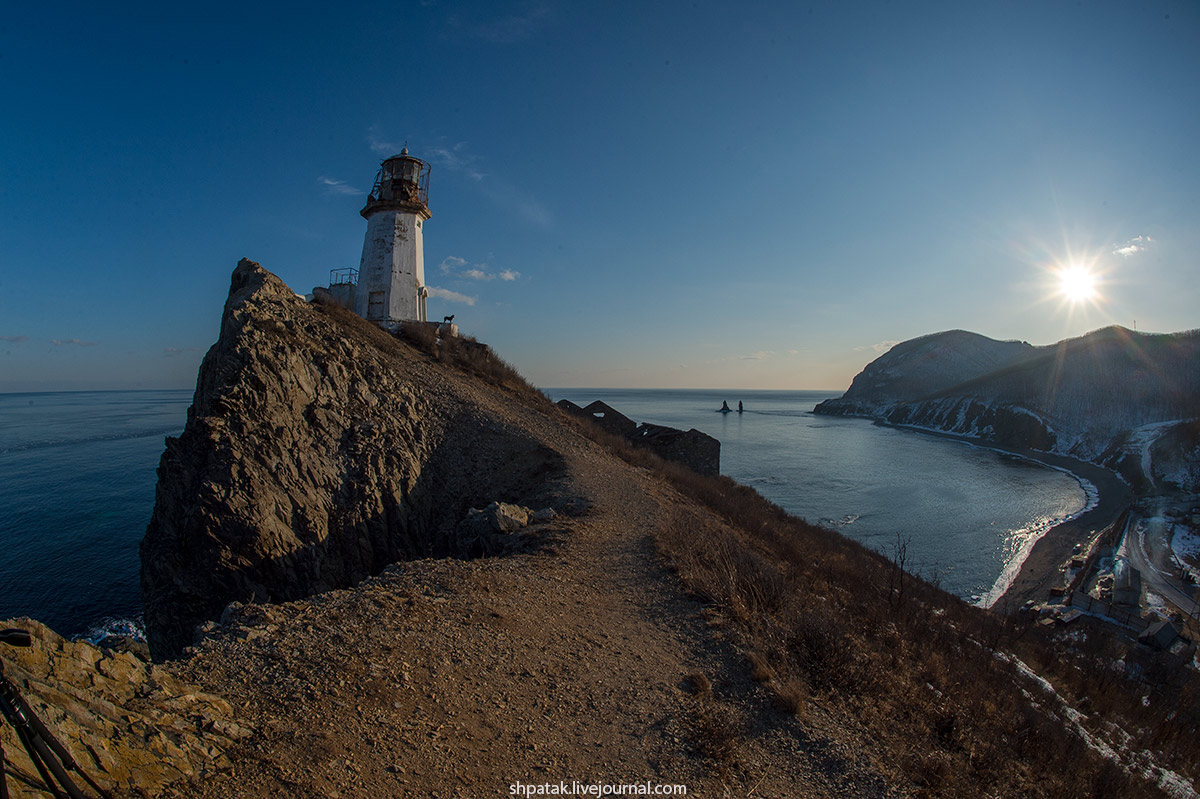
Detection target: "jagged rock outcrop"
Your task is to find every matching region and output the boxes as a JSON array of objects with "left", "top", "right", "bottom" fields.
[
  {"left": 142, "top": 260, "right": 567, "bottom": 660},
  {"left": 0, "top": 619, "right": 245, "bottom": 797},
  {"left": 815, "top": 327, "right": 1200, "bottom": 480}
]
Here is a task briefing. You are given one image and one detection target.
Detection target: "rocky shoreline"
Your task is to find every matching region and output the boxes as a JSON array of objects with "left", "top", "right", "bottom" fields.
[{"left": 0, "top": 619, "right": 246, "bottom": 798}]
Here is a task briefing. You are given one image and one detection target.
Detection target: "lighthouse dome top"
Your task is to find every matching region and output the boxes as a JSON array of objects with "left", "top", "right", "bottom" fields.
[{"left": 362, "top": 148, "right": 431, "bottom": 219}]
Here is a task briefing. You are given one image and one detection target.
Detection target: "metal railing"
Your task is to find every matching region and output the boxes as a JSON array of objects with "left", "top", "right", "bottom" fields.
[{"left": 329, "top": 268, "right": 358, "bottom": 286}]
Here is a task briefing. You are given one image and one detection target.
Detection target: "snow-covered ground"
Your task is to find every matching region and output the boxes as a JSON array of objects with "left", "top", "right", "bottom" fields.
[
  {"left": 1125, "top": 419, "right": 1189, "bottom": 486},
  {"left": 1172, "top": 524, "right": 1200, "bottom": 583}
]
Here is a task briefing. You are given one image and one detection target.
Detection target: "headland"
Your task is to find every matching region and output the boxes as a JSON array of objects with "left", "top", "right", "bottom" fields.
[{"left": 2, "top": 261, "right": 1194, "bottom": 798}]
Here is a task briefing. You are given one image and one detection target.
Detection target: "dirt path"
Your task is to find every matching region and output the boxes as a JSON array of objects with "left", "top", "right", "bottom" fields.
[{"left": 157, "top": 392, "right": 894, "bottom": 799}]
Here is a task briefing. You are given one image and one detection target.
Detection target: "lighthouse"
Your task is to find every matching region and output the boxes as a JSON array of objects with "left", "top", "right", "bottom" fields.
[{"left": 354, "top": 147, "right": 432, "bottom": 328}]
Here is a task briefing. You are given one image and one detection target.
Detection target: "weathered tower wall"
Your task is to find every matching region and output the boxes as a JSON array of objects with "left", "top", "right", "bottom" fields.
[{"left": 355, "top": 209, "right": 429, "bottom": 325}]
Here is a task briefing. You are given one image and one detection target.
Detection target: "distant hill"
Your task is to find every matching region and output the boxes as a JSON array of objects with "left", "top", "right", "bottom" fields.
[{"left": 815, "top": 326, "right": 1200, "bottom": 490}]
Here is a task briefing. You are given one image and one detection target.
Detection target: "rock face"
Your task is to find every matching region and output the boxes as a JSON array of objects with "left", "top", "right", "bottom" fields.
[
  {"left": 0, "top": 619, "right": 245, "bottom": 797},
  {"left": 142, "top": 260, "right": 566, "bottom": 660},
  {"left": 815, "top": 327, "right": 1200, "bottom": 485}
]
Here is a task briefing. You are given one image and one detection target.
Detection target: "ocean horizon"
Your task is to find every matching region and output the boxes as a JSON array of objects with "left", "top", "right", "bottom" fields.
[{"left": 0, "top": 386, "right": 1088, "bottom": 637}]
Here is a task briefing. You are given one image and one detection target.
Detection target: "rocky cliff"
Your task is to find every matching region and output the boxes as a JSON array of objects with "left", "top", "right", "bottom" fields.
[
  {"left": 0, "top": 620, "right": 245, "bottom": 798},
  {"left": 141, "top": 260, "right": 570, "bottom": 660},
  {"left": 815, "top": 326, "right": 1200, "bottom": 489}
]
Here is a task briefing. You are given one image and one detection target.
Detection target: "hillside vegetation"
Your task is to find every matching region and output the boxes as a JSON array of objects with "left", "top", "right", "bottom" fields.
[{"left": 66, "top": 261, "right": 1194, "bottom": 796}]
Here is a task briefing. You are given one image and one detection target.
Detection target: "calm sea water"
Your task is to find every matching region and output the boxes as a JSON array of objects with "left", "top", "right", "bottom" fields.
[
  {"left": 0, "top": 390, "right": 192, "bottom": 637},
  {"left": 549, "top": 388, "right": 1087, "bottom": 605},
  {"left": 0, "top": 387, "right": 1087, "bottom": 636}
]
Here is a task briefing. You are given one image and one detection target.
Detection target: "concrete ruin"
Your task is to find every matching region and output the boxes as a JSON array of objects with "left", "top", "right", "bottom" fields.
[{"left": 557, "top": 399, "right": 720, "bottom": 476}]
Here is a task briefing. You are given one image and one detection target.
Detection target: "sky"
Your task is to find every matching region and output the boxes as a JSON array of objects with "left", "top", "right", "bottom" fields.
[{"left": 2, "top": 1, "right": 1197, "bottom": 392}]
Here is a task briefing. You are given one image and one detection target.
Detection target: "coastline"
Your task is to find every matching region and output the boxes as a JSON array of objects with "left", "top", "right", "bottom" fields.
[{"left": 882, "top": 422, "right": 1132, "bottom": 612}]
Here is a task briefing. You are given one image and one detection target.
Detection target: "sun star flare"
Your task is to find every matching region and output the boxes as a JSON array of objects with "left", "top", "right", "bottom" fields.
[{"left": 1056, "top": 263, "right": 1100, "bottom": 304}]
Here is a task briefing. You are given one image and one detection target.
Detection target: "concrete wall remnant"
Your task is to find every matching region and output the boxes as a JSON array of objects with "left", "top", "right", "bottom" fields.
[{"left": 557, "top": 400, "right": 720, "bottom": 476}]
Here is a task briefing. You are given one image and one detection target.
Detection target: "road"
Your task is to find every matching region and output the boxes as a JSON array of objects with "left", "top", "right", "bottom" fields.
[{"left": 1123, "top": 506, "right": 1200, "bottom": 620}]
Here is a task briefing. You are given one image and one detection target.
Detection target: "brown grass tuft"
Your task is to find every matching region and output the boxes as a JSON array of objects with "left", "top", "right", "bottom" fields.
[
  {"left": 690, "top": 700, "right": 741, "bottom": 764},
  {"left": 746, "top": 651, "right": 773, "bottom": 683},
  {"left": 772, "top": 680, "right": 806, "bottom": 717},
  {"left": 683, "top": 671, "right": 712, "bottom": 698}
]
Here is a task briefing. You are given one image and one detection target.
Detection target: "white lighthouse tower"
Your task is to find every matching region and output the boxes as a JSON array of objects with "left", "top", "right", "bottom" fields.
[{"left": 354, "top": 147, "right": 432, "bottom": 328}]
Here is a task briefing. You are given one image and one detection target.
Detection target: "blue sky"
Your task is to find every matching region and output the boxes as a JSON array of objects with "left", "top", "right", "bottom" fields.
[{"left": 2, "top": 1, "right": 1197, "bottom": 392}]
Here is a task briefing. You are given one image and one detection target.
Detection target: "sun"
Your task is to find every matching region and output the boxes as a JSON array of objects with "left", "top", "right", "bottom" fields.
[{"left": 1057, "top": 263, "right": 1099, "bottom": 303}]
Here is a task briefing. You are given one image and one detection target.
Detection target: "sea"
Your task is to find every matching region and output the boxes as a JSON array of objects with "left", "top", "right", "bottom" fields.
[{"left": 0, "top": 388, "right": 1089, "bottom": 638}]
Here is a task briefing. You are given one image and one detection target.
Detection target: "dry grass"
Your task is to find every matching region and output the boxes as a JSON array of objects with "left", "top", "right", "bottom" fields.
[
  {"left": 683, "top": 671, "right": 712, "bottom": 698},
  {"left": 307, "top": 311, "right": 1198, "bottom": 795},
  {"left": 565, "top": 415, "right": 1199, "bottom": 797},
  {"left": 399, "top": 322, "right": 547, "bottom": 400},
  {"left": 689, "top": 698, "right": 742, "bottom": 765}
]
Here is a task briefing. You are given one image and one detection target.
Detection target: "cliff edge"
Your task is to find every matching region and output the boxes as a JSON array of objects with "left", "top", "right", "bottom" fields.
[
  {"left": 141, "top": 260, "right": 568, "bottom": 660},
  {"left": 119, "top": 262, "right": 1195, "bottom": 798}
]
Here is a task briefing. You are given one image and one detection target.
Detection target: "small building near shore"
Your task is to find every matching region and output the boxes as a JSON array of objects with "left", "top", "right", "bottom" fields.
[{"left": 577, "top": 401, "right": 638, "bottom": 439}]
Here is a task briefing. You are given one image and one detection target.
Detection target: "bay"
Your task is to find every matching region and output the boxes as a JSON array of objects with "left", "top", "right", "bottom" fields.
[
  {"left": 549, "top": 388, "right": 1088, "bottom": 604},
  {"left": 0, "top": 386, "right": 1088, "bottom": 636}
]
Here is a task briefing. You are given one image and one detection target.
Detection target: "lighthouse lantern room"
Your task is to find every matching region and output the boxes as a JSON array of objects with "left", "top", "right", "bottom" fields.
[{"left": 354, "top": 147, "right": 432, "bottom": 328}]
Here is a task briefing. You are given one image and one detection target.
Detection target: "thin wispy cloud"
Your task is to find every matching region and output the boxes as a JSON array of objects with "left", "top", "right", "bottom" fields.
[
  {"left": 1113, "top": 235, "right": 1153, "bottom": 257},
  {"left": 440, "top": 255, "right": 521, "bottom": 282},
  {"left": 428, "top": 143, "right": 487, "bottom": 182},
  {"left": 367, "top": 125, "right": 403, "bottom": 156},
  {"left": 426, "top": 139, "right": 551, "bottom": 227},
  {"left": 483, "top": 183, "right": 550, "bottom": 227},
  {"left": 163, "top": 346, "right": 201, "bottom": 358},
  {"left": 317, "top": 176, "right": 361, "bottom": 196},
  {"left": 0, "top": 335, "right": 28, "bottom": 343},
  {"left": 740, "top": 350, "right": 774, "bottom": 361},
  {"left": 51, "top": 338, "right": 98, "bottom": 347},
  {"left": 427, "top": 286, "right": 477, "bottom": 305},
  {"left": 855, "top": 341, "right": 899, "bottom": 354}
]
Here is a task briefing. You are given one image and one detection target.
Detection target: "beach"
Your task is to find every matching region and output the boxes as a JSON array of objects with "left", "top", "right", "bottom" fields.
[
  {"left": 992, "top": 452, "right": 1131, "bottom": 610},
  {"left": 889, "top": 424, "right": 1133, "bottom": 611}
]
